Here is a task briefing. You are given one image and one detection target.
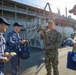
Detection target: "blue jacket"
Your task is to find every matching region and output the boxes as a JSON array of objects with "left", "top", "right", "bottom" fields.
[
  {"left": 7, "top": 31, "right": 22, "bottom": 54},
  {"left": 0, "top": 33, "right": 6, "bottom": 62}
]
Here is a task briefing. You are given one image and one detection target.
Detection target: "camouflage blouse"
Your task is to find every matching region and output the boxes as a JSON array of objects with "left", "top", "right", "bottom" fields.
[{"left": 47, "top": 29, "right": 62, "bottom": 49}]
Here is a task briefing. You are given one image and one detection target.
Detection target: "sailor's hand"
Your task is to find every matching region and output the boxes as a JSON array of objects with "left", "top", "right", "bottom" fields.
[
  {"left": 4, "top": 52, "right": 9, "bottom": 57},
  {"left": 24, "top": 40, "right": 28, "bottom": 44},
  {"left": 73, "top": 43, "right": 76, "bottom": 48},
  {"left": 2, "top": 57, "right": 9, "bottom": 63},
  {"left": 21, "top": 40, "right": 26, "bottom": 44},
  {"left": 40, "top": 30, "right": 44, "bottom": 36},
  {"left": 4, "top": 52, "right": 16, "bottom": 60},
  {"left": 10, "top": 52, "right": 16, "bottom": 56},
  {"left": 4, "top": 52, "right": 11, "bottom": 60},
  {"left": 21, "top": 40, "right": 28, "bottom": 45}
]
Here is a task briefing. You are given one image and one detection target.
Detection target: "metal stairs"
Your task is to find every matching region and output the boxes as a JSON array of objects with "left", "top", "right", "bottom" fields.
[{"left": 20, "top": 3, "right": 53, "bottom": 49}]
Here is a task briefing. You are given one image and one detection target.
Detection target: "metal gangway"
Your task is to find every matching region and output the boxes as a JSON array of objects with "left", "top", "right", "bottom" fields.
[{"left": 20, "top": 16, "right": 50, "bottom": 49}]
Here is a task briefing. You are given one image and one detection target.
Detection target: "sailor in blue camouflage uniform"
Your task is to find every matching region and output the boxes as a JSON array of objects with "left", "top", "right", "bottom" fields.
[
  {"left": 69, "top": 5, "right": 76, "bottom": 39},
  {"left": 69, "top": 5, "right": 76, "bottom": 51},
  {"left": 7, "top": 22, "right": 28, "bottom": 75},
  {"left": 0, "top": 17, "right": 10, "bottom": 75},
  {"left": 40, "top": 20, "right": 62, "bottom": 75}
]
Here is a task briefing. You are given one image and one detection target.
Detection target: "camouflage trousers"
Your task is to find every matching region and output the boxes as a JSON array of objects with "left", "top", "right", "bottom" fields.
[
  {"left": 45, "top": 49, "right": 59, "bottom": 75},
  {"left": 10, "top": 55, "right": 20, "bottom": 75},
  {"left": 0, "top": 63, "right": 4, "bottom": 75}
]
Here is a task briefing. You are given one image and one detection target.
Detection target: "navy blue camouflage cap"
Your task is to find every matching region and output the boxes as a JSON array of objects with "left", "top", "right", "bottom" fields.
[
  {"left": 0, "top": 17, "right": 10, "bottom": 26},
  {"left": 13, "top": 22, "right": 23, "bottom": 27}
]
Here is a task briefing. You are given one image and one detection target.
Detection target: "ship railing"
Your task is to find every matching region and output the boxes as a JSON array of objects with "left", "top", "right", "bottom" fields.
[{"left": 25, "top": 16, "right": 49, "bottom": 40}]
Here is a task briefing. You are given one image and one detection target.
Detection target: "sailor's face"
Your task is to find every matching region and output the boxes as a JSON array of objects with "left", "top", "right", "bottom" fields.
[
  {"left": 1, "top": 23, "right": 8, "bottom": 32},
  {"left": 48, "top": 24, "right": 54, "bottom": 30},
  {"left": 73, "top": 12, "right": 76, "bottom": 15},
  {"left": 14, "top": 26, "right": 21, "bottom": 32},
  {"left": 73, "top": 9, "right": 76, "bottom": 15}
]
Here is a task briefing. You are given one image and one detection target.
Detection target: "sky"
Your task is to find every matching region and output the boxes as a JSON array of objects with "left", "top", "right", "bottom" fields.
[{"left": 13, "top": 0, "right": 76, "bottom": 19}]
